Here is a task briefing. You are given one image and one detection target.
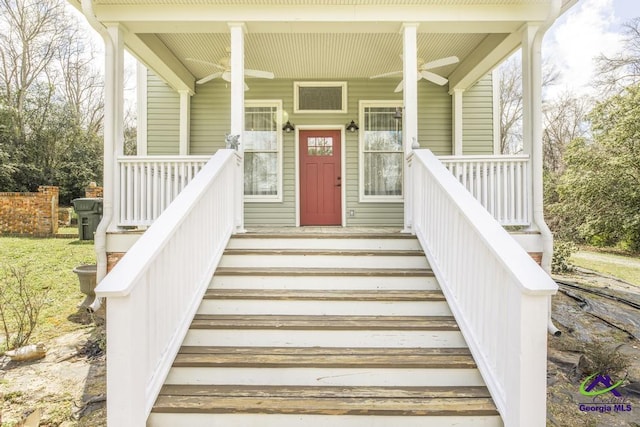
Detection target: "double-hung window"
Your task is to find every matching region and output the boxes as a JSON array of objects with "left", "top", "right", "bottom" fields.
[
  {"left": 359, "top": 101, "right": 403, "bottom": 201},
  {"left": 244, "top": 100, "right": 283, "bottom": 202}
]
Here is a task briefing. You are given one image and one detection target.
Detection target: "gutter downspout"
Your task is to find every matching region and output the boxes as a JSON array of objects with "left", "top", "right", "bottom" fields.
[
  {"left": 532, "top": 0, "right": 562, "bottom": 336},
  {"left": 81, "top": 0, "right": 114, "bottom": 311}
]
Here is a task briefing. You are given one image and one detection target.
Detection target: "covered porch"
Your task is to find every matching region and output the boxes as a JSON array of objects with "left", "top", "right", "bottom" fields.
[
  {"left": 72, "top": 0, "right": 567, "bottom": 273},
  {"left": 71, "top": 1, "right": 573, "bottom": 426}
]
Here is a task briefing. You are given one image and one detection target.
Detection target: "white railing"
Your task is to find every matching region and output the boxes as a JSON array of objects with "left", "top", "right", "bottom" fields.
[
  {"left": 97, "top": 149, "right": 241, "bottom": 426},
  {"left": 439, "top": 155, "right": 530, "bottom": 226},
  {"left": 411, "top": 150, "right": 557, "bottom": 427},
  {"left": 118, "top": 156, "right": 211, "bottom": 226}
]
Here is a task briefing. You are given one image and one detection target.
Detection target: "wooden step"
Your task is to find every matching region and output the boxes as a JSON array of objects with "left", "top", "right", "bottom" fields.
[
  {"left": 189, "top": 315, "right": 458, "bottom": 331},
  {"left": 227, "top": 234, "right": 423, "bottom": 251},
  {"left": 198, "top": 287, "right": 451, "bottom": 316},
  {"left": 174, "top": 346, "right": 476, "bottom": 369},
  {"left": 218, "top": 249, "right": 429, "bottom": 269},
  {"left": 153, "top": 385, "right": 498, "bottom": 416},
  {"left": 203, "top": 289, "right": 445, "bottom": 301},
  {"left": 214, "top": 267, "right": 433, "bottom": 277}
]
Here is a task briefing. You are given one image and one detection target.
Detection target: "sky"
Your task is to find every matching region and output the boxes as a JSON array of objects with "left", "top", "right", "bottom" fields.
[{"left": 544, "top": 0, "right": 640, "bottom": 98}]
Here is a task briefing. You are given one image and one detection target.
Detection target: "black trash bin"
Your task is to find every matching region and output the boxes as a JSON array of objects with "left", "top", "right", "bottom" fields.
[{"left": 72, "top": 198, "right": 103, "bottom": 240}]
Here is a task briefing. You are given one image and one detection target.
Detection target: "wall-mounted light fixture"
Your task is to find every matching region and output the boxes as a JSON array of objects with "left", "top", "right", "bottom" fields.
[
  {"left": 393, "top": 107, "right": 403, "bottom": 120},
  {"left": 346, "top": 120, "right": 359, "bottom": 133},
  {"left": 282, "top": 120, "right": 295, "bottom": 133}
]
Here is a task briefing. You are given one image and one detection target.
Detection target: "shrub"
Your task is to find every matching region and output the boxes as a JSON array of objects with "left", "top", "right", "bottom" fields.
[
  {"left": 552, "top": 240, "right": 577, "bottom": 273},
  {"left": 0, "top": 265, "right": 50, "bottom": 351}
]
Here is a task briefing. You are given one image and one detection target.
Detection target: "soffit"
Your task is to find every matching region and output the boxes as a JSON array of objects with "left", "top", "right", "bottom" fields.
[{"left": 156, "top": 32, "right": 487, "bottom": 80}]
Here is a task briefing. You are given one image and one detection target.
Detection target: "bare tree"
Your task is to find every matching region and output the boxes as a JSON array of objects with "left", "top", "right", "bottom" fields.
[
  {"left": 0, "top": 0, "right": 71, "bottom": 140},
  {"left": 596, "top": 17, "right": 640, "bottom": 94},
  {"left": 542, "top": 92, "right": 591, "bottom": 173},
  {"left": 496, "top": 54, "right": 559, "bottom": 154},
  {"left": 57, "top": 34, "right": 104, "bottom": 134}
]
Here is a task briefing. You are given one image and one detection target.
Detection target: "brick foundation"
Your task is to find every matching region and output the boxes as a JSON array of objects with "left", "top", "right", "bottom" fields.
[
  {"left": 0, "top": 186, "right": 59, "bottom": 236},
  {"left": 107, "top": 252, "right": 125, "bottom": 273},
  {"left": 529, "top": 252, "right": 543, "bottom": 265}
]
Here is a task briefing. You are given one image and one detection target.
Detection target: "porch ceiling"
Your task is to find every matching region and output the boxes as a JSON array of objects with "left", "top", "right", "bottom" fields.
[
  {"left": 157, "top": 32, "right": 487, "bottom": 80},
  {"left": 73, "top": 0, "right": 577, "bottom": 93}
]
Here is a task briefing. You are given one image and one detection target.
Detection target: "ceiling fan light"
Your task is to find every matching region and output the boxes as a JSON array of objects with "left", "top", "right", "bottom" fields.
[{"left": 346, "top": 120, "right": 359, "bottom": 132}]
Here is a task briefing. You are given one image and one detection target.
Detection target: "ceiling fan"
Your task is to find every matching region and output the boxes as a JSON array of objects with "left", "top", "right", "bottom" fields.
[
  {"left": 370, "top": 55, "right": 459, "bottom": 92},
  {"left": 186, "top": 50, "right": 275, "bottom": 90}
]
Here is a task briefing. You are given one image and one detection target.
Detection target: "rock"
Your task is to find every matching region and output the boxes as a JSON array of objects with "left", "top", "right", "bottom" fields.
[{"left": 5, "top": 343, "right": 46, "bottom": 362}]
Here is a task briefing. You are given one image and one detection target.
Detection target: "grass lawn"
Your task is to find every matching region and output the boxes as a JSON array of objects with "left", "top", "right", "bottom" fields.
[
  {"left": 571, "top": 249, "right": 640, "bottom": 287},
  {"left": 0, "top": 236, "right": 96, "bottom": 346}
]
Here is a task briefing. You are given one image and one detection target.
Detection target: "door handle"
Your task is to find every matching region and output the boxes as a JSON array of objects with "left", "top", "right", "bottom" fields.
[{"left": 336, "top": 176, "right": 341, "bottom": 187}]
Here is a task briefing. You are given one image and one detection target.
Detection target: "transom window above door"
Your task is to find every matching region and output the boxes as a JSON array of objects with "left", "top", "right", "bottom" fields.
[
  {"left": 359, "top": 101, "right": 403, "bottom": 202},
  {"left": 244, "top": 100, "right": 283, "bottom": 202}
]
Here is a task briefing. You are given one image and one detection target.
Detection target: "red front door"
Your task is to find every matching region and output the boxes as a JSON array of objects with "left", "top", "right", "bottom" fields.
[{"left": 300, "top": 130, "right": 342, "bottom": 226}]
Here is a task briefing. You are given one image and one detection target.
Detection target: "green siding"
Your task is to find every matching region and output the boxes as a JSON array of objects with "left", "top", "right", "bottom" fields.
[
  {"left": 462, "top": 74, "right": 494, "bottom": 155},
  {"left": 147, "top": 71, "right": 180, "bottom": 155},
  {"left": 146, "top": 73, "right": 495, "bottom": 226}
]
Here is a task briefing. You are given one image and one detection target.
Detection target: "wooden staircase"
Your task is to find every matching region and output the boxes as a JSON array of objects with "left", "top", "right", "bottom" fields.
[{"left": 147, "top": 232, "right": 503, "bottom": 427}]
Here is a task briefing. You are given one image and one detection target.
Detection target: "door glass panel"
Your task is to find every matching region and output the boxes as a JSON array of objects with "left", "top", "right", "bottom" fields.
[{"left": 307, "top": 137, "right": 334, "bottom": 156}]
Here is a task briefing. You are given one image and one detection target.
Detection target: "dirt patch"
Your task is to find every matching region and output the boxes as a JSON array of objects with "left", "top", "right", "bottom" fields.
[
  {"left": 0, "top": 322, "right": 105, "bottom": 426},
  {"left": 548, "top": 270, "right": 640, "bottom": 426}
]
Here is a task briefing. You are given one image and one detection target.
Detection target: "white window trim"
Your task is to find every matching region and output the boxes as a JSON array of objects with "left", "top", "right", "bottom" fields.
[
  {"left": 294, "top": 81, "right": 348, "bottom": 114},
  {"left": 244, "top": 99, "right": 283, "bottom": 203},
  {"left": 359, "top": 100, "right": 404, "bottom": 203}
]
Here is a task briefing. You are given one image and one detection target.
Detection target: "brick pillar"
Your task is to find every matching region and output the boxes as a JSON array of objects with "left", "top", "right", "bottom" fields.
[
  {"left": 85, "top": 182, "right": 104, "bottom": 199},
  {"left": 38, "top": 186, "right": 59, "bottom": 235}
]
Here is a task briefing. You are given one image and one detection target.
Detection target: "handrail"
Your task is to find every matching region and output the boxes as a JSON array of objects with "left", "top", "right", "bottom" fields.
[
  {"left": 96, "top": 149, "right": 240, "bottom": 426},
  {"left": 439, "top": 154, "right": 530, "bottom": 226},
  {"left": 410, "top": 149, "right": 557, "bottom": 427},
  {"left": 117, "top": 155, "right": 211, "bottom": 226}
]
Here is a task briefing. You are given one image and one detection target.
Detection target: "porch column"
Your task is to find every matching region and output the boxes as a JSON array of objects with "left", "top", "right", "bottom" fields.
[
  {"left": 452, "top": 88, "right": 464, "bottom": 155},
  {"left": 178, "top": 90, "right": 190, "bottom": 155},
  {"left": 229, "top": 22, "right": 245, "bottom": 232},
  {"left": 402, "top": 23, "right": 419, "bottom": 233},
  {"left": 521, "top": 25, "right": 538, "bottom": 231},
  {"left": 105, "top": 23, "right": 125, "bottom": 233}
]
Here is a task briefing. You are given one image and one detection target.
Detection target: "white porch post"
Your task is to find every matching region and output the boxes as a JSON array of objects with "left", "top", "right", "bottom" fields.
[
  {"left": 105, "top": 23, "right": 144, "bottom": 427},
  {"left": 179, "top": 90, "right": 191, "bottom": 155},
  {"left": 402, "top": 23, "right": 419, "bottom": 233},
  {"left": 107, "top": 24, "right": 125, "bottom": 235},
  {"left": 521, "top": 25, "right": 537, "bottom": 231},
  {"left": 229, "top": 22, "right": 245, "bottom": 232},
  {"left": 452, "top": 88, "right": 464, "bottom": 155}
]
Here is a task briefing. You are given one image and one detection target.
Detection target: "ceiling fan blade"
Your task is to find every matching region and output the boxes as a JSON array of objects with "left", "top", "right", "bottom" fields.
[
  {"left": 245, "top": 69, "right": 274, "bottom": 79},
  {"left": 244, "top": 82, "right": 250, "bottom": 91},
  {"left": 196, "top": 71, "right": 223, "bottom": 85},
  {"left": 420, "top": 70, "right": 448, "bottom": 86},
  {"left": 222, "top": 71, "right": 231, "bottom": 82},
  {"left": 394, "top": 80, "right": 404, "bottom": 93},
  {"left": 421, "top": 56, "right": 459, "bottom": 70},
  {"left": 185, "top": 57, "right": 226, "bottom": 70},
  {"left": 370, "top": 70, "right": 403, "bottom": 79}
]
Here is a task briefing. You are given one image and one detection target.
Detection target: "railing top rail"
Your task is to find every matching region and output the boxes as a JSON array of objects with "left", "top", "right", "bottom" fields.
[
  {"left": 117, "top": 155, "right": 212, "bottom": 162},
  {"left": 438, "top": 154, "right": 530, "bottom": 162},
  {"left": 98, "top": 149, "right": 239, "bottom": 298},
  {"left": 413, "top": 149, "right": 555, "bottom": 296}
]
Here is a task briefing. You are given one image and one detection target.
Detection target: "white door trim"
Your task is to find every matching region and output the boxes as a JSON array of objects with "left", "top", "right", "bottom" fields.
[{"left": 295, "top": 125, "right": 346, "bottom": 227}]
